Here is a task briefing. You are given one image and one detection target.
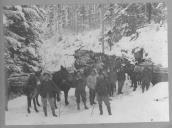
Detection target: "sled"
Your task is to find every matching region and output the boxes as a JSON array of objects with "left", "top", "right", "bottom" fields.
[{"left": 136, "top": 61, "right": 168, "bottom": 85}]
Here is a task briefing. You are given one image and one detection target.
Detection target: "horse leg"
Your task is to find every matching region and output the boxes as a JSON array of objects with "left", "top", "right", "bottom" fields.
[
  {"left": 33, "top": 98, "right": 39, "bottom": 112},
  {"left": 27, "top": 96, "right": 31, "bottom": 113},
  {"left": 113, "top": 82, "right": 116, "bottom": 95},
  {"left": 109, "top": 84, "right": 112, "bottom": 96},
  {"left": 36, "top": 94, "right": 40, "bottom": 106},
  {"left": 111, "top": 83, "right": 114, "bottom": 96},
  {"left": 64, "top": 90, "right": 69, "bottom": 105},
  {"left": 56, "top": 92, "right": 61, "bottom": 102},
  {"left": 54, "top": 94, "right": 58, "bottom": 109}
]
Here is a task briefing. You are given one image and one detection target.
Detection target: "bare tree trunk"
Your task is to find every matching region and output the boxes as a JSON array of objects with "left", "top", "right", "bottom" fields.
[
  {"left": 146, "top": 3, "right": 152, "bottom": 24},
  {"left": 57, "top": 4, "right": 61, "bottom": 34},
  {"left": 88, "top": 4, "right": 92, "bottom": 30},
  {"left": 99, "top": 4, "right": 105, "bottom": 53},
  {"left": 74, "top": 5, "right": 78, "bottom": 35}
]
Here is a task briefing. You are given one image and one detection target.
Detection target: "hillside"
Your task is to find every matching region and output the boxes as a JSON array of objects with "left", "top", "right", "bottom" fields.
[{"left": 39, "top": 23, "right": 167, "bottom": 72}]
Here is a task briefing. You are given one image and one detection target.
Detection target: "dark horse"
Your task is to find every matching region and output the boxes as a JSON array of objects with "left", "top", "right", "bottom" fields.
[
  {"left": 23, "top": 70, "right": 42, "bottom": 113},
  {"left": 52, "top": 66, "right": 72, "bottom": 105}
]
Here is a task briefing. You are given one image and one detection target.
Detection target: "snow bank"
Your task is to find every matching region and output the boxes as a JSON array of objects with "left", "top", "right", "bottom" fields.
[{"left": 6, "top": 82, "right": 169, "bottom": 125}]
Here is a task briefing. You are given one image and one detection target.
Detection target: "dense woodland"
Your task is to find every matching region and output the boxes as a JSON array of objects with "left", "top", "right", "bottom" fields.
[{"left": 3, "top": 3, "right": 167, "bottom": 88}]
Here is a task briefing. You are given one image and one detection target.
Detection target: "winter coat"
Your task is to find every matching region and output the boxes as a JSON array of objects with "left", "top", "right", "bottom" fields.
[
  {"left": 109, "top": 70, "right": 117, "bottom": 83},
  {"left": 86, "top": 74, "right": 97, "bottom": 90},
  {"left": 40, "top": 80, "right": 60, "bottom": 98},
  {"left": 142, "top": 68, "right": 152, "bottom": 83},
  {"left": 117, "top": 69, "right": 125, "bottom": 81},
  {"left": 75, "top": 76, "right": 86, "bottom": 91},
  {"left": 95, "top": 75, "right": 109, "bottom": 96}
]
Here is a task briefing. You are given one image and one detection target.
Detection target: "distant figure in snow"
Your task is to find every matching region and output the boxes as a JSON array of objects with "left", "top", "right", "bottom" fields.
[
  {"left": 95, "top": 70, "right": 112, "bottom": 115},
  {"left": 86, "top": 69, "right": 98, "bottom": 105},
  {"left": 117, "top": 66, "right": 126, "bottom": 94},
  {"left": 141, "top": 67, "right": 152, "bottom": 93},
  {"left": 75, "top": 71, "right": 88, "bottom": 110},
  {"left": 132, "top": 47, "right": 144, "bottom": 64},
  {"left": 108, "top": 68, "right": 118, "bottom": 96},
  {"left": 40, "top": 72, "right": 60, "bottom": 117}
]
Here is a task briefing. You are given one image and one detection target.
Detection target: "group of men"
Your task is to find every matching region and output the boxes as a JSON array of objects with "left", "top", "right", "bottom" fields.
[
  {"left": 86, "top": 66, "right": 126, "bottom": 116},
  {"left": 38, "top": 67, "right": 115, "bottom": 117},
  {"left": 131, "top": 66, "right": 152, "bottom": 93},
  {"left": 28, "top": 61, "right": 152, "bottom": 117}
]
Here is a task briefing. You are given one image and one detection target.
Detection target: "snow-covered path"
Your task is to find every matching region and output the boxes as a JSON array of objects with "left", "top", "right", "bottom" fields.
[{"left": 6, "top": 82, "right": 169, "bottom": 125}]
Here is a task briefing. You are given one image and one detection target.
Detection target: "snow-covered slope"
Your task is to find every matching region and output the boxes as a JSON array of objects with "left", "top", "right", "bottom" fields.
[
  {"left": 6, "top": 82, "right": 169, "bottom": 125},
  {"left": 39, "top": 30, "right": 103, "bottom": 71},
  {"left": 39, "top": 23, "right": 168, "bottom": 72},
  {"left": 108, "top": 23, "right": 168, "bottom": 67}
]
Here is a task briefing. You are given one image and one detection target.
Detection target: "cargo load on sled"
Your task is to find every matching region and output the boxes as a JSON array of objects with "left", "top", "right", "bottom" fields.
[
  {"left": 7, "top": 73, "right": 34, "bottom": 96},
  {"left": 135, "top": 61, "right": 168, "bottom": 85}
]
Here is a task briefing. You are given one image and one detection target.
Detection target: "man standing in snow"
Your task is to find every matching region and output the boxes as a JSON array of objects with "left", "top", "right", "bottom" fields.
[
  {"left": 75, "top": 71, "right": 88, "bottom": 110},
  {"left": 86, "top": 69, "right": 98, "bottom": 105},
  {"left": 117, "top": 66, "right": 126, "bottom": 94},
  {"left": 40, "top": 72, "right": 60, "bottom": 117},
  {"left": 141, "top": 67, "right": 152, "bottom": 93},
  {"left": 108, "top": 68, "right": 118, "bottom": 96},
  {"left": 95, "top": 70, "right": 112, "bottom": 115}
]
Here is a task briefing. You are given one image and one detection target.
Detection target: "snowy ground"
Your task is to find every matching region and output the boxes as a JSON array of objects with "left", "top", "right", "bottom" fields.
[{"left": 6, "top": 81, "right": 169, "bottom": 125}]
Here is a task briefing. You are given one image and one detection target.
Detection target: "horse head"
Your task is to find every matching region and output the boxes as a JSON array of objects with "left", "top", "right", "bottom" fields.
[{"left": 34, "top": 68, "right": 43, "bottom": 86}]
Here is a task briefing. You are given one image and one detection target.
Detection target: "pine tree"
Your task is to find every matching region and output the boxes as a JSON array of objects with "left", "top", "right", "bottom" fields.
[{"left": 3, "top": 5, "right": 46, "bottom": 75}]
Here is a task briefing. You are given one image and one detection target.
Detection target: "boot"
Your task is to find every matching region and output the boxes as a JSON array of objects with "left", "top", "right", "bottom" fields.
[
  {"left": 93, "top": 101, "right": 97, "bottom": 104},
  {"left": 89, "top": 97, "right": 93, "bottom": 105},
  {"left": 84, "top": 102, "right": 88, "bottom": 109},
  {"left": 5, "top": 106, "right": 8, "bottom": 111},
  {"left": 133, "top": 87, "right": 136, "bottom": 91},
  {"left": 77, "top": 103, "right": 80, "bottom": 110},
  {"left": 51, "top": 108, "right": 57, "bottom": 117},
  {"left": 107, "top": 106, "right": 112, "bottom": 115},
  {"left": 43, "top": 107, "right": 47, "bottom": 117},
  {"left": 99, "top": 104, "right": 103, "bottom": 115}
]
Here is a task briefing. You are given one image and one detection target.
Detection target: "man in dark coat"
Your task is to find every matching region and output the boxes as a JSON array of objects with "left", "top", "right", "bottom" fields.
[
  {"left": 95, "top": 70, "right": 112, "bottom": 115},
  {"left": 130, "top": 71, "right": 137, "bottom": 91},
  {"left": 108, "top": 68, "right": 117, "bottom": 96},
  {"left": 117, "top": 66, "right": 125, "bottom": 94},
  {"left": 75, "top": 71, "right": 88, "bottom": 110},
  {"left": 141, "top": 67, "right": 152, "bottom": 93},
  {"left": 40, "top": 72, "right": 60, "bottom": 117},
  {"left": 86, "top": 69, "right": 98, "bottom": 105}
]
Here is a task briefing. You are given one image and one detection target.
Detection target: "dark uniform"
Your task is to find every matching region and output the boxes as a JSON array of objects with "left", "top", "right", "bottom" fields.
[
  {"left": 95, "top": 72, "right": 112, "bottom": 115},
  {"left": 108, "top": 69, "right": 117, "bottom": 96},
  {"left": 117, "top": 67, "right": 125, "bottom": 94},
  {"left": 131, "top": 71, "right": 142, "bottom": 91},
  {"left": 141, "top": 67, "right": 152, "bottom": 93},
  {"left": 86, "top": 70, "right": 98, "bottom": 105},
  {"left": 75, "top": 72, "right": 88, "bottom": 110},
  {"left": 40, "top": 73, "right": 60, "bottom": 117}
]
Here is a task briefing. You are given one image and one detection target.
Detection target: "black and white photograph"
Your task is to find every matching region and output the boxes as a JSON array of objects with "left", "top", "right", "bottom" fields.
[{"left": 3, "top": 2, "right": 169, "bottom": 125}]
